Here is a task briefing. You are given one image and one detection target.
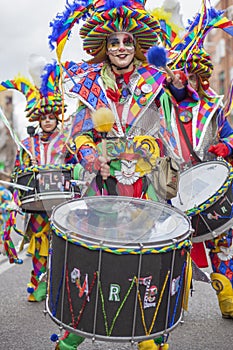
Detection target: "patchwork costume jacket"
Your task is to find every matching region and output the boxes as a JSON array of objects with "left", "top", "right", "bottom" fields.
[
  {"left": 160, "top": 85, "right": 233, "bottom": 166},
  {"left": 64, "top": 60, "right": 168, "bottom": 199}
]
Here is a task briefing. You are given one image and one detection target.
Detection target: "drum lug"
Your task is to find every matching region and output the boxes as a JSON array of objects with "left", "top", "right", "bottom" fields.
[
  {"left": 34, "top": 192, "right": 40, "bottom": 201},
  {"left": 211, "top": 231, "right": 219, "bottom": 239}
]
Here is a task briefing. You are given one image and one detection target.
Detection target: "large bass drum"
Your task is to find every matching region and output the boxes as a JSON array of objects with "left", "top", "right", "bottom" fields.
[
  {"left": 172, "top": 160, "right": 233, "bottom": 242},
  {"left": 47, "top": 196, "right": 192, "bottom": 342}
]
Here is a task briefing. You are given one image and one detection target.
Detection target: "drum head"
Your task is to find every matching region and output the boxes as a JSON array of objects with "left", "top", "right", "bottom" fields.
[
  {"left": 51, "top": 196, "right": 191, "bottom": 247},
  {"left": 172, "top": 160, "right": 229, "bottom": 211}
]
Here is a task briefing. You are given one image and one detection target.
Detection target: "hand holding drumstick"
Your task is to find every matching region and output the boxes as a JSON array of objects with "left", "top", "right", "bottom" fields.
[
  {"left": 147, "top": 45, "right": 185, "bottom": 89},
  {"left": 27, "top": 126, "right": 37, "bottom": 166}
]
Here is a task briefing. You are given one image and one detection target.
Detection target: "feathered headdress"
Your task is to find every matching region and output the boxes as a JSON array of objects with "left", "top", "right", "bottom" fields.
[
  {"left": 0, "top": 58, "right": 64, "bottom": 122},
  {"left": 0, "top": 76, "right": 41, "bottom": 119},
  {"left": 49, "top": 0, "right": 161, "bottom": 63},
  {"left": 49, "top": 0, "right": 92, "bottom": 62},
  {"left": 149, "top": 6, "right": 184, "bottom": 48}
]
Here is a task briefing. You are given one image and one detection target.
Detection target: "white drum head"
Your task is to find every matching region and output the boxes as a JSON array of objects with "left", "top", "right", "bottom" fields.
[
  {"left": 172, "top": 161, "right": 229, "bottom": 211},
  {"left": 52, "top": 196, "right": 191, "bottom": 248}
]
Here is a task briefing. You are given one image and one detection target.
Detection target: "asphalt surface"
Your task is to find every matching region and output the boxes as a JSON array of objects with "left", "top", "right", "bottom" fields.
[{"left": 1, "top": 244, "right": 233, "bottom": 350}]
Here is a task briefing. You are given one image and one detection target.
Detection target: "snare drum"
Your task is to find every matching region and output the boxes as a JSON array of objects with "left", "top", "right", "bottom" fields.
[
  {"left": 172, "top": 160, "right": 233, "bottom": 243},
  {"left": 12, "top": 164, "right": 80, "bottom": 213},
  {"left": 47, "top": 196, "right": 192, "bottom": 342}
]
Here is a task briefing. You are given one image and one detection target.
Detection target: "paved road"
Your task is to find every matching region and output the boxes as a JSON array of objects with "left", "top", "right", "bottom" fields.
[{"left": 1, "top": 245, "right": 233, "bottom": 350}]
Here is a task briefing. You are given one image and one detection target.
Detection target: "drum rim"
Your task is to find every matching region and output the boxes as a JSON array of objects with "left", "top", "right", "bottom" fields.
[
  {"left": 19, "top": 193, "right": 77, "bottom": 213},
  {"left": 12, "top": 163, "right": 74, "bottom": 178},
  {"left": 51, "top": 196, "right": 192, "bottom": 249}
]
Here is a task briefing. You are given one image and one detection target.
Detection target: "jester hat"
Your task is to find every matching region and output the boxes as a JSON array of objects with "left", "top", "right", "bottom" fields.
[
  {"left": 166, "top": 0, "right": 233, "bottom": 83},
  {"left": 173, "top": 48, "right": 214, "bottom": 81},
  {"left": 49, "top": 0, "right": 161, "bottom": 63},
  {"left": 0, "top": 61, "right": 64, "bottom": 122}
]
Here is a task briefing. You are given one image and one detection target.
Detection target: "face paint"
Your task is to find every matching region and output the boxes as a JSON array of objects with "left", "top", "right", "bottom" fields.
[
  {"left": 107, "top": 32, "right": 135, "bottom": 53},
  {"left": 40, "top": 114, "right": 57, "bottom": 121},
  {"left": 40, "top": 114, "right": 57, "bottom": 133},
  {"left": 106, "top": 32, "right": 135, "bottom": 72}
]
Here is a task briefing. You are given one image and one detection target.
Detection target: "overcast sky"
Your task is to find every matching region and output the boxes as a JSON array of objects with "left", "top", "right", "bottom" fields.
[
  {"left": 0, "top": 0, "right": 218, "bottom": 136},
  {"left": 0, "top": 0, "right": 205, "bottom": 80}
]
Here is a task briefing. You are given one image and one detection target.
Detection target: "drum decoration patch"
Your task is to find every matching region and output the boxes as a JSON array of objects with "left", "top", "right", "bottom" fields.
[
  {"left": 12, "top": 164, "right": 74, "bottom": 193},
  {"left": 103, "top": 136, "right": 160, "bottom": 183}
]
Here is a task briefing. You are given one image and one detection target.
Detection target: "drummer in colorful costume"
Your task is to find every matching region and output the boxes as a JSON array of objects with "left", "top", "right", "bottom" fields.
[
  {"left": 48, "top": 0, "right": 195, "bottom": 349},
  {"left": 0, "top": 60, "right": 77, "bottom": 302},
  {"left": 158, "top": 1, "right": 233, "bottom": 320},
  {"left": 49, "top": 0, "right": 187, "bottom": 200}
]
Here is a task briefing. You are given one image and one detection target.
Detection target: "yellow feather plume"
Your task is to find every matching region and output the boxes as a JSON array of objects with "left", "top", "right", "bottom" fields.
[{"left": 91, "top": 107, "right": 115, "bottom": 133}]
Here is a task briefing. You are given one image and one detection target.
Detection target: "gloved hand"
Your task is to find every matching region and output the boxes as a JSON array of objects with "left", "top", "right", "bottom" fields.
[{"left": 208, "top": 143, "right": 230, "bottom": 158}]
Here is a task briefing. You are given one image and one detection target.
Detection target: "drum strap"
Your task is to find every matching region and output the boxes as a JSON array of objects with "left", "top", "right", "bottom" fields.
[
  {"left": 96, "top": 172, "right": 118, "bottom": 195},
  {"left": 177, "top": 115, "right": 202, "bottom": 163},
  {"left": 96, "top": 172, "right": 148, "bottom": 196}
]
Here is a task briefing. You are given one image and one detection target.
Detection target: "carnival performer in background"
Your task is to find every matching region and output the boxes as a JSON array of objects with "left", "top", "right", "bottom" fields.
[
  {"left": 0, "top": 178, "right": 23, "bottom": 264},
  {"left": 156, "top": 1, "right": 233, "bottom": 320},
  {"left": 0, "top": 184, "right": 11, "bottom": 254},
  {"left": 164, "top": 49, "right": 233, "bottom": 319},
  {"left": 0, "top": 158, "right": 26, "bottom": 265},
  {"left": 0, "top": 58, "right": 78, "bottom": 302},
  {"left": 47, "top": 0, "right": 197, "bottom": 349}
]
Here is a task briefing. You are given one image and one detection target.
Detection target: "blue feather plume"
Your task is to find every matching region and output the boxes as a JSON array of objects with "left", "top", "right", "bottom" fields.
[
  {"left": 40, "top": 61, "right": 59, "bottom": 96},
  {"left": 48, "top": 0, "right": 90, "bottom": 51},
  {"left": 104, "top": 0, "right": 132, "bottom": 10},
  {"left": 147, "top": 46, "right": 167, "bottom": 68}
]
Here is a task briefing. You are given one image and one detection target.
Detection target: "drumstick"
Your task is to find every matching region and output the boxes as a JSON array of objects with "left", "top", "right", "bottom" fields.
[
  {"left": 27, "top": 126, "right": 37, "bottom": 165},
  {"left": 0, "top": 179, "right": 33, "bottom": 191},
  {"left": 147, "top": 45, "right": 176, "bottom": 81},
  {"left": 91, "top": 108, "right": 115, "bottom": 180}
]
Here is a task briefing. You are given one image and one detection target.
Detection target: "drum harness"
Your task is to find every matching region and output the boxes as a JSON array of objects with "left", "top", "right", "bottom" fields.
[{"left": 177, "top": 113, "right": 202, "bottom": 164}]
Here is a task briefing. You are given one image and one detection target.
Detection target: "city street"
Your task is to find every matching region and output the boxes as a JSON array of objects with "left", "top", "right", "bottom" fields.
[{"left": 1, "top": 244, "right": 233, "bottom": 350}]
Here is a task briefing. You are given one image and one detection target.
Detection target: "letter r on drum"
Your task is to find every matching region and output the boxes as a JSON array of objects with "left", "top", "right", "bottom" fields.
[
  {"left": 109, "top": 284, "right": 120, "bottom": 301},
  {"left": 221, "top": 206, "right": 228, "bottom": 214}
]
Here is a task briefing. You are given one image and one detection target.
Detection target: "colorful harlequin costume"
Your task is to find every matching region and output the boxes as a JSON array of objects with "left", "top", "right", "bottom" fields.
[
  {"left": 0, "top": 184, "right": 23, "bottom": 264},
  {"left": 158, "top": 0, "right": 233, "bottom": 319},
  {"left": 0, "top": 61, "right": 77, "bottom": 302},
  {"left": 48, "top": 0, "right": 194, "bottom": 349},
  {"left": 49, "top": 0, "right": 185, "bottom": 201}
]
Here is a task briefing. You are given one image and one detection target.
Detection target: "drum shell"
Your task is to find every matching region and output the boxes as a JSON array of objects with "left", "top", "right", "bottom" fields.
[
  {"left": 190, "top": 181, "right": 233, "bottom": 242},
  {"left": 14, "top": 167, "right": 80, "bottom": 213},
  {"left": 47, "top": 221, "right": 191, "bottom": 341}
]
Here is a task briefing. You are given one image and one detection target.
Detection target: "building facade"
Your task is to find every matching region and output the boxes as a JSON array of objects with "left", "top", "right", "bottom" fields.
[
  {"left": 205, "top": 0, "right": 233, "bottom": 107},
  {"left": 0, "top": 91, "right": 17, "bottom": 174}
]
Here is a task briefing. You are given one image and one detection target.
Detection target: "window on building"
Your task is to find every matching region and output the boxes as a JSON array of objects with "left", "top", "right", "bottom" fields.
[
  {"left": 219, "top": 71, "right": 225, "bottom": 95},
  {"left": 215, "top": 39, "right": 226, "bottom": 64}
]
